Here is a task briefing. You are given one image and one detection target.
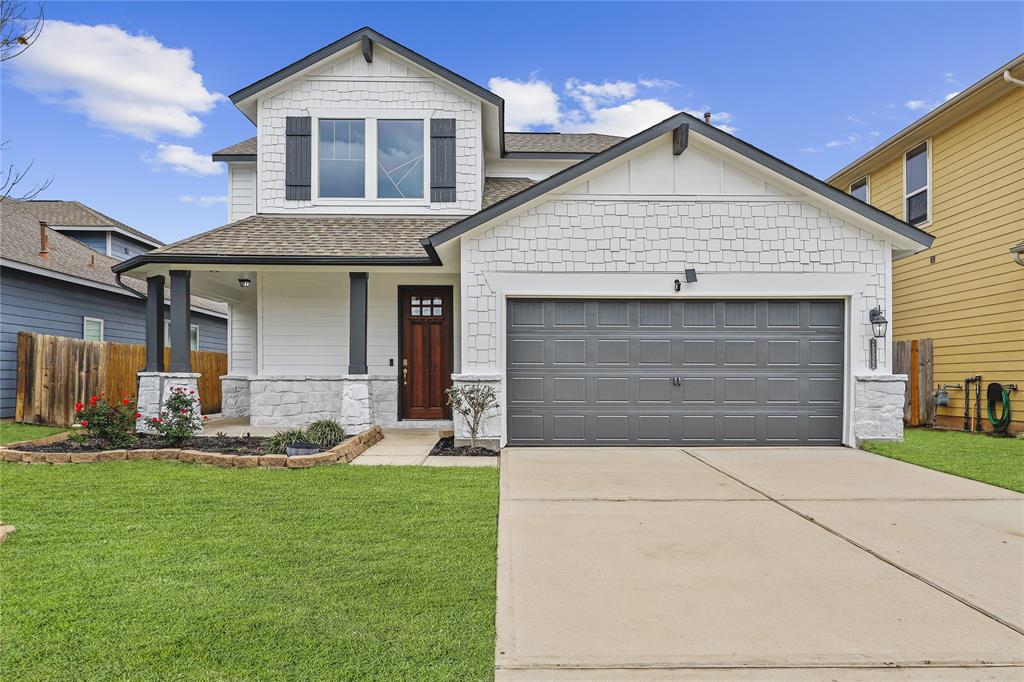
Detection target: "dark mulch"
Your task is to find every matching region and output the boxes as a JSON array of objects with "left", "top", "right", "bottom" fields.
[
  {"left": 428, "top": 436, "right": 499, "bottom": 458},
  {"left": 15, "top": 434, "right": 269, "bottom": 456}
]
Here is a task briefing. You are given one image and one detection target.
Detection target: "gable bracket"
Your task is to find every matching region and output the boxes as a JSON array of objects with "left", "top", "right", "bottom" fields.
[
  {"left": 672, "top": 123, "right": 689, "bottom": 156},
  {"left": 361, "top": 35, "right": 373, "bottom": 63}
]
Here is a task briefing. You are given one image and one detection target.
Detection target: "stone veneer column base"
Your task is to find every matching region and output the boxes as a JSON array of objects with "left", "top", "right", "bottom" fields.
[
  {"left": 137, "top": 372, "right": 201, "bottom": 434},
  {"left": 451, "top": 373, "right": 502, "bottom": 450},
  {"left": 248, "top": 376, "right": 372, "bottom": 432},
  {"left": 220, "top": 376, "right": 252, "bottom": 418},
  {"left": 854, "top": 374, "right": 908, "bottom": 445}
]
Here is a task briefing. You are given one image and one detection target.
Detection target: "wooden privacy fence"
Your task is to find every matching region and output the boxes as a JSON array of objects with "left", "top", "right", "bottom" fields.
[
  {"left": 893, "top": 338, "right": 934, "bottom": 427},
  {"left": 16, "top": 332, "right": 227, "bottom": 427}
]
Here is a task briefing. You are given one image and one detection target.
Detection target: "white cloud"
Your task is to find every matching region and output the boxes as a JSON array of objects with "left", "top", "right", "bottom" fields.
[
  {"left": 944, "top": 72, "right": 959, "bottom": 85},
  {"left": 904, "top": 100, "right": 927, "bottom": 111},
  {"left": 11, "top": 20, "right": 222, "bottom": 140},
  {"left": 944, "top": 91, "right": 961, "bottom": 102},
  {"left": 562, "top": 98, "right": 678, "bottom": 136},
  {"left": 638, "top": 78, "right": 679, "bottom": 90},
  {"left": 179, "top": 194, "right": 227, "bottom": 207},
  {"left": 683, "top": 109, "right": 738, "bottom": 134},
  {"left": 149, "top": 144, "right": 223, "bottom": 176},
  {"left": 488, "top": 77, "right": 560, "bottom": 131},
  {"left": 846, "top": 114, "right": 863, "bottom": 125},
  {"left": 565, "top": 78, "right": 637, "bottom": 109},
  {"left": 801, "top": 134, "right": 862, "bottom": 153}
]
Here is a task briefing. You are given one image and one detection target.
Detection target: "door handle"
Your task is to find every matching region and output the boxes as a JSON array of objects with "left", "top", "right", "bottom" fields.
[{"left": 403, "top": 367, "right": 408, "bottom": 386}]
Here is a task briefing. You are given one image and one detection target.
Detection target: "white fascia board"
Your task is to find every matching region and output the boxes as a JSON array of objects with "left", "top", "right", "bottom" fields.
[{"left": 0, "top": 259, "right": 227, "bottom": 318}]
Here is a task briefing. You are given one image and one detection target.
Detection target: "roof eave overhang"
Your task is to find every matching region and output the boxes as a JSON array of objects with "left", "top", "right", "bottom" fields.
[
  {"left": 425, "top": 111, "right": 934, "bottom": 252},
  {"left": 111, "top": 252, "right": 440, "bottom": 274},
  {"left": 212, "top": 153, "right": 257, "bottom": 163}
]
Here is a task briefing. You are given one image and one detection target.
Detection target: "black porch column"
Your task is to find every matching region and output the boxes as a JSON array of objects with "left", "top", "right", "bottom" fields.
[
  {"left": 348, "top": 272, "right": 368, "bottom": 374},
  {"left": 169, "top": 270, "right": 192, "bottom": 372},
  {"left": 145, "top": 275, "right": 165, "bottom": 371}
]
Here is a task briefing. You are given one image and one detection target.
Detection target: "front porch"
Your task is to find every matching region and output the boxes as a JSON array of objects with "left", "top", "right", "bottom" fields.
[{"left": 139, "top": 266, "right": 462, "bottom": 434}]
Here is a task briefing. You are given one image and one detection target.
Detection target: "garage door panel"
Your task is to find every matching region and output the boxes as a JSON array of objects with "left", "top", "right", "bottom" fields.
[{"left": 506, "top": 299, "right": 845, "bottom": 446}]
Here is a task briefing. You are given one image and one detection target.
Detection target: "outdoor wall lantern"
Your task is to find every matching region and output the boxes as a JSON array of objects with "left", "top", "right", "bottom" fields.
[
  {"left": 673, "top": 269, "right": 698, "bottom": 292},
  {"left": 238, "top": 278, "right": 252, "bottom": 288},
  {"left": 869, "top": 305, "right": 887, "bottom": 370}
]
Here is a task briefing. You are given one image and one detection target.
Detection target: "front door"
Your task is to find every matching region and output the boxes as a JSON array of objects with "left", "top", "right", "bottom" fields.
[{"left": 400, "top": 287, "right": 453, "bottom": 420}]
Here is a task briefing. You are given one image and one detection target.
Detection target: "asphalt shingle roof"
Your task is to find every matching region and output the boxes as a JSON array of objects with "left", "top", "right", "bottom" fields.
[
  {"left": 1, "top": 201, "right": 224, "bottom": 314},
  {"left": 211, "top": 133, "right": 624, "bottom": 160},
  {"left": 22, "top": 200, "right": 163, "bottom": 245},
  {"left": 146, "top": 177, "right": 537, "bottom": 259}
]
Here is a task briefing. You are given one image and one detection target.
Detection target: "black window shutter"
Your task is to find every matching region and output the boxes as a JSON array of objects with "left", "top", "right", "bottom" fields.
[
  {"left": 285, "top": 116, "right": 312, "bottom": 201},
  {"left": 430, "top": 118, "right": 456, "bottom": 202}
]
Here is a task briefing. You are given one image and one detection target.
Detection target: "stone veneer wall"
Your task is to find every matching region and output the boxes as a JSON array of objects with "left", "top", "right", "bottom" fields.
[
  {"left": 854, "top": 374, "right": 907, "bottom": 444},
  {"left": 248, "top": 376, "right": 372, "bottom": 432},
  {"left": 220, "top": 376, "right": 251, "bottom": 418},
  {"left": 137, "top": 372, "right": 200, "bottom": 434}
]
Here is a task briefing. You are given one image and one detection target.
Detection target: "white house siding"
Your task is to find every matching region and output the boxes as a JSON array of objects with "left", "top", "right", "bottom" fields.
[
  {"left": 228, "top": 297, "right": 257, "bottom": 375},
  {"left": 228, "top": 163, "right": 257, "bottom": 222},
  {"left": 258, "top": 271, "right": 348, "bottom": 375},
  {"left": 257, "top": 47, "right": 482, "bottom": 214}
]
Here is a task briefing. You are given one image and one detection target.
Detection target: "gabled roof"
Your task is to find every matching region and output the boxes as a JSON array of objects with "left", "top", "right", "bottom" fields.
[
  {"left": 1, "top": 201, "right": 225, "bottom": 315},
  {"left": 424, "top": 112, "right": 936, "bottom": 250},
  {"left": 212, "top": 137, "right": 256, "bottom": 162},
  {"left": 21, "top": 200, "right": 163, "bottom": 247},
  {"left": 229, "top": 27, "right": 502, "bottom": 113}
]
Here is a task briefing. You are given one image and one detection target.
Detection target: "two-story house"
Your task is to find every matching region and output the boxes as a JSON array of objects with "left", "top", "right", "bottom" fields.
[
  {"left": 0, "top": 199, "right": 227, "bottom": 418},
  {"left": 829, "top": 54, "right": 1024, "bottom": 434},
  {"left": 114, "top": 27, "right": 933, "bottom": 447}
]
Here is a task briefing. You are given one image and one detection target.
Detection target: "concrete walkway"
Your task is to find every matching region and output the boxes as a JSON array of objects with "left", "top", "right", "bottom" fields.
[
  {"left": 351, "top": 427, "right": 498, "bottom": 467},
  {"left": 496, "top": 446, "right": 1024, "bottom": 680}
]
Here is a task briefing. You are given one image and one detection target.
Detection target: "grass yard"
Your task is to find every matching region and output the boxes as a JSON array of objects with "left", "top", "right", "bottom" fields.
[
  {"left": 0, "top": 421, "right": 66, "bottom": 445},
  {"left": 862, "top": 428, "right": 1024, "bottom": 493},
  {"left": 1, "top": 461, "right": 499, "bottom": 680}
]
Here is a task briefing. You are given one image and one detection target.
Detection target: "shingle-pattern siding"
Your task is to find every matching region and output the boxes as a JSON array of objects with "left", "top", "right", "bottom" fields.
[
  {"left": 461, "top": 199, "right": 888, "bottom": 371},
  {"left": 257, "top": 68, "right": 481, "bottom": 212},
  {"left": 0, "top": 268, "right": 227, "bottom": 417}
]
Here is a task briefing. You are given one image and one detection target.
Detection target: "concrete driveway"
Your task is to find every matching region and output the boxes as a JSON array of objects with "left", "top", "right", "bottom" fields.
[{"left": 495, "top": 446, "right": 1024, "bottom": 680}]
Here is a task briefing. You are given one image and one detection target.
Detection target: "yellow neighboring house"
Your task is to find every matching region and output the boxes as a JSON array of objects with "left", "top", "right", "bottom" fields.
[{"left": 829, "top": 54, "right": 1024, "bottom": 434}]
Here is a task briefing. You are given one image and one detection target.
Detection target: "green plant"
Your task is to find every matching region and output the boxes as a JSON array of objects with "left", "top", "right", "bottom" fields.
[
  {"left": 67, "top": 423, "right": 88, "bottom": 446},
  {"left": 445, "top": 384, "right": 499, "bottom": 449},
  {"left": 74, "top": 393, "right": 138, "bottom": 449},
  {"left": 145, "top": 387, "right": 206, "bottom": 446},
  {"left": 263, "top": 427, "right": 310, "bottom": 455},
  {"left": 306, "top": 419, "right": 345, "bottom": 449}
]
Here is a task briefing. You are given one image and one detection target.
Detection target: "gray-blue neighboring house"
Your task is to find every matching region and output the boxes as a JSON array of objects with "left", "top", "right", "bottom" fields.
[{"left": 0, "top": 199, "right": 227, "bottom": 418}]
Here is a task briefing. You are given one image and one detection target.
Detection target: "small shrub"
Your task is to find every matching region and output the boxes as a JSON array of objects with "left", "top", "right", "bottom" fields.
[
  {"left": 145, "top": 386, "right": 206, "bottom": 446},
  {"left": 264, "top": 427, "right": 310, "bottom": 455},
  {"left": 67, "top": 423, "right": 89, "bottom": 446},
  {"left": 75, "top": 393, "right": 138, "bottom": 449},
  {"left": 445, "top": 384, "right": 499, "bottom": 449},
  {"left": 306, "top": 419, "right": 345, "bottom": 449}
]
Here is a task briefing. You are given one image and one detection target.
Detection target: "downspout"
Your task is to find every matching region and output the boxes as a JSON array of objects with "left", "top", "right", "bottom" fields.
[
  {"left": 115, "top": 272, "right": 147, "bottom": 300},
  {"left": 1011, "top": 243, "right": 1024, "bottom": 267},
  {"left": 1004, "top": 70, "right": 1024, "bottom": 88}
]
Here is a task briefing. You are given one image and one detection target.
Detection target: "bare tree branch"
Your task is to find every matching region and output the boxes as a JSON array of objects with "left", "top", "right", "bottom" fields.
[{"left": 0, "top": 0, "right": 44, "bottom": 62}]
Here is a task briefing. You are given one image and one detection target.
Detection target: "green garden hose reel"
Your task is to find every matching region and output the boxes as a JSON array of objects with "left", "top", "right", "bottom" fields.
[{"left": 986, "top": 382, "right": 1017, "bottom": 433}]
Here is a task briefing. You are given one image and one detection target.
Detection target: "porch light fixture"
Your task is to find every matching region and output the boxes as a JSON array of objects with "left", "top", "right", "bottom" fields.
[
  {"left": 868, "top": 306, "right": 887, "bottom": 370},
  {"left": 673, "top": 269, "right": 698, "bottom": 292},
  {"left": 238, "top": 278, "right": 252, "bottom": 288}
]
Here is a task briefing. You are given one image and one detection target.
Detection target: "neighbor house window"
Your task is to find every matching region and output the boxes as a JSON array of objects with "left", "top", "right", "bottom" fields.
[
  {"left": 164, "top": 321, "right": 199, "bottom": 351},
  {"left": 850, "top": 176, "right": 869, "bottom": 202},
  {"left": 377, "top": 119, "right": 424, "bottom": 199},
  {"left": 83, "top": 317, "right": 104, "bottom": 342},
  {"left": 904, "top": 141, "right": 930, "bottom": 225},
  {"left": 319, "top": 119, "right": 365, "bottom": 198}
]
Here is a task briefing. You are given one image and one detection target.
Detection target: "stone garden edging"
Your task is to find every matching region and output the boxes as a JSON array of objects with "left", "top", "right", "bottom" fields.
[{"left": 0, "top": 426, "right": 384, "bottom": 469}]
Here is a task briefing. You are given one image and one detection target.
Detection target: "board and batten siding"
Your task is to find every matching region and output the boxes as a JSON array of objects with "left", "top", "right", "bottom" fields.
[
  {"left": 0, "top": 267, "right": 227, "bottom": 417},
  {"left": 109, "top": 233, "right": 152, "bottom": 261},
  {"left": 60, "top": 230, "right": 108, "bottom": 255},
  {"left": 830, "top": 85, "right": 1023, "bottom": 432},
  {"left": 229, "top": 297, "right": 258, "bottom": 375},
  {"left": 228, "top": 163, "right": 257, "bottom": 222}
]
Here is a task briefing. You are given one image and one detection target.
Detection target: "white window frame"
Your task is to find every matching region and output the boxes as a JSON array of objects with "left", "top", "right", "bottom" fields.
[
  {"left": 903, "top": 139, "right": 932, "bottom": 227},
  {"left": 310, "top": 108, "right": 430, "bottom": 207},
  {"left": 165, "top": 321, "right": 200, "bottom": 351},
  {"left": 849, "top": 175, "right": 870, "bottom": 203},
  {"left": 83, "top": 317, "right": 104, "bottom": 342}
]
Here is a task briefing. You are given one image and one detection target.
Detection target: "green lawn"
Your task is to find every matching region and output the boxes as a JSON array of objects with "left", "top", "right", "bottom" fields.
[
  {"left": 0, "top": 421, "right": 66, "bottom": 445},
  {"left": 1, "top": 461, "right": 499, "bottom": 680},
  {"left": 862, "top": 428, "right": 1024, "bottom": 493}
]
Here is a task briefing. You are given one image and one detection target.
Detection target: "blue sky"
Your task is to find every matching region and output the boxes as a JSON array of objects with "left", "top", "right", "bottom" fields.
[{"left": 3, "top": 1, "right": 1021, "bottom": 244}]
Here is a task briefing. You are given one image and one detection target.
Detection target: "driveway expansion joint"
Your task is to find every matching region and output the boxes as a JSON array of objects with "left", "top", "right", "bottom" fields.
[{"left": 679, "top": 448, "right": 1024, "bottom": 639}]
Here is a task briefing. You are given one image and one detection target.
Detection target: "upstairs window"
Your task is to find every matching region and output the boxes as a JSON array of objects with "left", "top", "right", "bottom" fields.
[
  {"left": 904, "top": 142, "right": 930, "bottom": 226},
  {"left": 315, "top": 117, "right": 426, "bottom": 201},
  {"left": 319, "top": 119, "right": 365, "bottom": 198},
  {"left": 850, "top": 176, "right": 869, "bottom": 202}
]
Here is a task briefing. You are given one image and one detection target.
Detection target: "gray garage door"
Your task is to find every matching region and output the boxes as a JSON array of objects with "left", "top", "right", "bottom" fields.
[{"left": 506, "top": 299, "right": 845, "bottom": 446}]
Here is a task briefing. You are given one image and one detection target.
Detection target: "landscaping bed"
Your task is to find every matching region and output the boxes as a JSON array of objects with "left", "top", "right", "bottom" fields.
[
  {"left": 14, "top": 434, "right": 269, "bottom": 456},
  {"left": 429, "top": 435, "right": 499, "bottom": 458}
]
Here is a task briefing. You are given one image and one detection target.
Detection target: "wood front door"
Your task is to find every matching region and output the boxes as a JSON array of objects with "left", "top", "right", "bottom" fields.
[{"left": 400, "top": 287, "right": 453, "bottom": 420}]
